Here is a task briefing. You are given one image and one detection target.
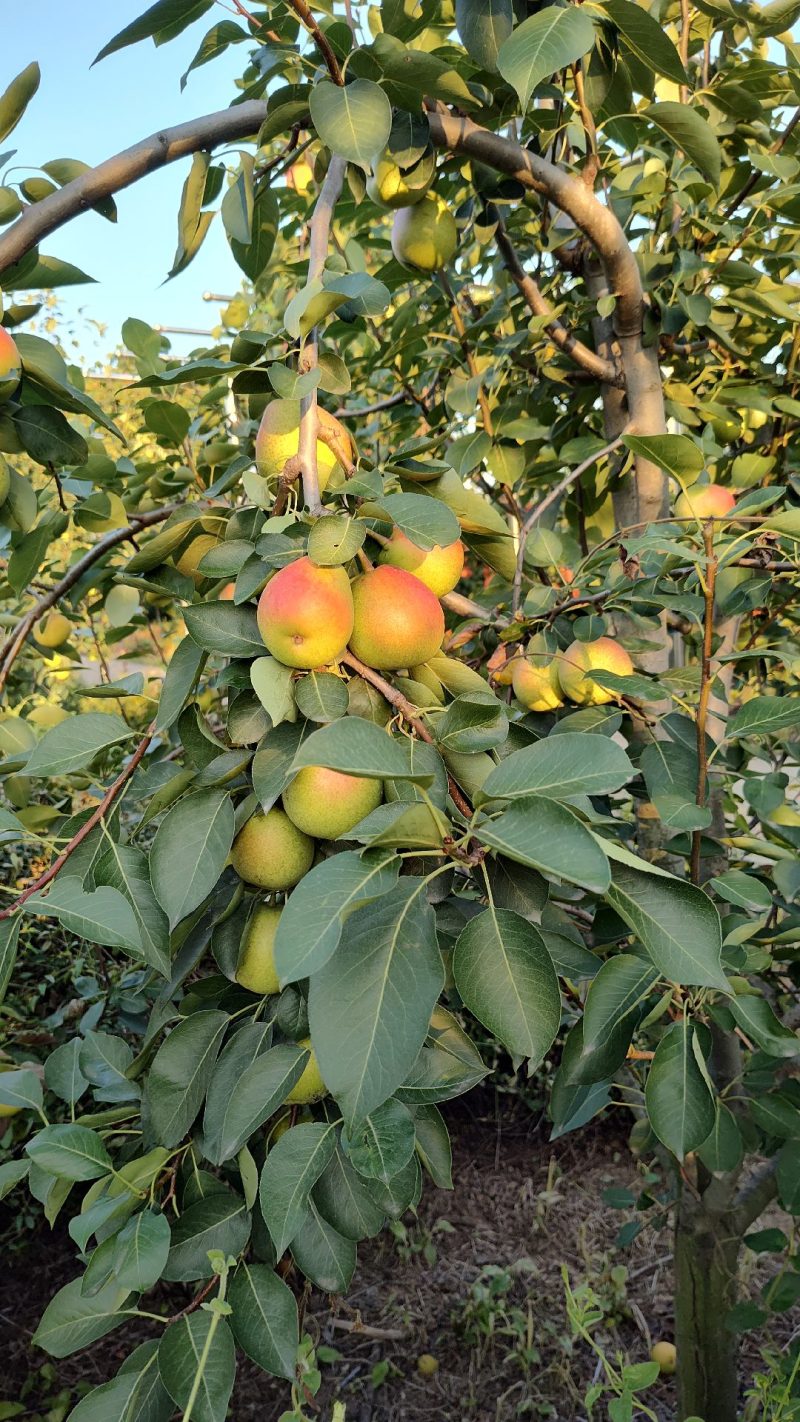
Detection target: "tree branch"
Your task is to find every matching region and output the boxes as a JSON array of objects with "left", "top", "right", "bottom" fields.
[
  {"left": 286, "top": 0, "right": 345, "bottom": 84},
  {"left": 492, "top": 211, "right": 622, "bottom": 388},
  {"left": 733, "top": 1159, "right": 778, "bottom": 1231},
  {"left": 0, "top": 505, "right": 178, "bottom": 695},
  {"left": 0, "top": 727, "right": 154, "bottom": 921},
  {"left": 297, "top": 155, "right": 347, "bottom": 514},
  {"left": 691, "top": 520, "right": 718, "bottom": 886}
]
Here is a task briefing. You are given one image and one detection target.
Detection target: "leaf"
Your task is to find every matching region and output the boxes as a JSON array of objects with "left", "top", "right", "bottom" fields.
[
  {"left": 622, "top": 433, "right": 704, "bottom": 481},
  {"left": 453, "top": 908, "right": 561, "bottom": 1063},
  {"left": 477, "top": 799, "right": 611, "bottom": 894},
  {"left": 158, "top": 1312, "right": 235, "bottom": 1422},
  {"left": 23, "top": 881, "right": 142, "bottom": 954},
  {"left": 456, "top": 0, "right": 514, "bottom": 70},
  {"left": 229, "top": 1263, "right": 298, "bottom": 1381},
  {"left": 290, "top": 1202, "right": 356, "bottom": 1291},
  {"left": 0, "top": 61, "right": 40, "bottom": 143},
  {"left": 33, "top": 1278, "right": 131, "bottom": 1359},
  {"left": 307, "top": 515, "right": 367, "bottom": 567},
  {"left": 79, "top": 1032, "right": 138, "bottom": 1104},
  {"left": 292, "top": 718, "right": 429, "bottom": 781},
  {"left": 294, "top": 670, "right": 350, "bottom": 722},
  {"left": 221, "top": 153, "right": 254, "bottom": 246},
  {"left": 397, "top": 1005, "right": 488, "bottom": 1104},
  {"left": 45, "top": 1040, "right": 88, "bottom": 1105},
  {"left": 645, "top": 1022, "right": 716, "bottom": 1160},
  {"left": 314, "top": 1144, "right": 386, "bottom": 1239},
  {"left": 497, "top": 7, "right": 596, "bottom": 108},
  {"left": 309, "top": 79, "right": 392, "bottom": 169},
  {"left": 252, "top": 721, "right": 310, "bottom": 811},
  {"left": 113, "top": 1211, "right": 171, "bottom": 1292},
  {"left": 163, "top": 1193, "right": 251, "bottom": 1281},
  {"left": 603, "top": 858, "right": 728, "bottom": 989},
  {"left": 258, "top": 1122, "right": 337, "bottom": 1256},
  {"left": 0, "top": 1067, "right": 43, "bottom": 1113},
  {"left": 62, "top": 1340, "right": 172, "bottom": 1421},
  {"left": 183, "top": 601, "right": 264, "bottom": 659},
  {"left": 250, "top": 656, "right": 296, "bottom": 728},
  {"left": 231, "top": 188, "right": 279, "bottom": 282},
  {"left": 478, "top": 734, "right": 634, "bottom": 804},
  {"left": 436, "top": 692, "right": 509, "bottom": 754},
  {"left": 697, "top": 1103, "right": 743, "bottom": 1174},
  {"left": 145, "top": 1011, "right": 228, "bottom": 1147},
  {"left": 728, "top": 996, "right": 799, "bottom": 1058},
  {"left": 728, "top": 697, "right": 800, "bottom": 739},
  {"left": 375, "top": 492, "right": 461, "bottom": 551},
  {"left": 642, "top": 102, "right": 721, "bottom": 185},
  {"left": 274, "top": 849, "right": 399, "bottom": 984},
  {"left": 202, "top": 1040, "right": 307, "bottom": 1165},
  {"left": 95, "top": 0, "right": 214, "bottom": 61},
  {"left": 0, "top": 1159, "right": 30, "bottom": 1202},
  {"left": 344, "top": 1100, "right": 416, "bottom": 1183},
  {"left": 27, "top": 1125, "right": 111, "bottom": 1181},
  {"left": 411, "top": 1103, "right": 453, "bottom": 1188},
  {"left": 601, "top": 0, "right": 688, "bottom": 84},
  {"left": 25, "top": 713, "right": 131, "bottom": 776},
  {"left": 93, "top": 842, "right": 170, "bottom": 977},
  {"left": 15, "top": 405, "right": 89, "bottom": 467},
  {"left": 574, "top": 954, "right": 659, "bottom": 1083},
  {"left": 150, "top": 789, "right": 234, "bottom": 929},
  {"left": 309, "top": 881, "right": 444, "bottom": 1125},
  {"left": 0, "top": 918, "right": 19, "bottom": 1007}
]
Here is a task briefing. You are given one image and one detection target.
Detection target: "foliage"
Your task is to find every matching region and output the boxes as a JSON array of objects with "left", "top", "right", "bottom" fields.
[{"left": 0, "top": 1, "right": 799, "bottom": 1419}]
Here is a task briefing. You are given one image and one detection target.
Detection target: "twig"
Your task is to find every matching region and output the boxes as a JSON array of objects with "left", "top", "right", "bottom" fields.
[
  {"left": 166, "top": 1276, "right": 218, "bottom": 1326},
  {"left": 341, "top": 651, "right": 473, "bottom": 819},
  {"left": 0, "top": 726, "right": 154, "bottom": 921},
  {"left": 297, "top": 156, "right": 347, "bottom": 513},
  {"left": 330, "top": 1318, "right": 408, "bottom": 1342},
  {"left": 709, "top": 106, "right": 800, "bottom": 235},
  {"left": 679, "top": 0, "right": 691, "bottom": 105},
  {"left": 690, "top": 520, "right": 717, "bottom": 886},
  {"left": 0, "top": 505, "right": 178, "bottom": 694},
  {"left": 437, "top": 270, "right": 494, "bottom": 436},
  {"left": 287, "top": 0, "right": 345, "bottom": 84}
]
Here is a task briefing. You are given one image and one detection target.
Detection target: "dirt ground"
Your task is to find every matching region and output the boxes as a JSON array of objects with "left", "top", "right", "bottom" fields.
[{"left": 0, "top": 1091, "right": 783, "bottom": 1421}]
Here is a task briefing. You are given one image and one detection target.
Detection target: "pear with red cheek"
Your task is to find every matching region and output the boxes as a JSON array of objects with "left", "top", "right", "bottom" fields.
[
  {"left": 349, "top": 564, "right": 445, "bottom": 671},
  {"left": 378, "top": 529, "right": 464, "bottom": 596},
  {"left": 557, "top": 636, "right": 633, "bottom": 706},
  {"left": 257, "top": 556, "right": 354, "bottom": 669},
  {"left": 0, "top": 327, "right": 21, "bottom": 402},
  {"left": 675, "top": 484, "right": 736, "bottom": 521}
]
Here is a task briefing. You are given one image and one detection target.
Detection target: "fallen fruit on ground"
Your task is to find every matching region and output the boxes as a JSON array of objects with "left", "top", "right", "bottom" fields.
[
  {"left": 350, "top": 564, "right": 445, "bottom": 670},
  {"left": 282, "top": 765, "right": 383, "bottom": 839},
  {"left": 378, "top": 528, "right": 464, "bottom": 595},
  {"left": 650, "top": 1341, "right": 677, "bottom": 1375},
  {"left": 230, "top": 809, "right": 315, "bottom": 890},
  {"left": 258, "top": 556, "right": 354, "bottom": 668},
  {"left": 417, "top": 1354, "right": 439, "bottom": 1377},
  {"left": 236, "top": 903, "right": 282, "bottom": 994},
  {"left": 557, "top": 636, "right": 634, "bottom": 705}
]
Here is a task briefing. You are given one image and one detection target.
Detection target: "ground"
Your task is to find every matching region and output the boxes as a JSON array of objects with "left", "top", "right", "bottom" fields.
[{"left": 0, "top": 1090, "right": 785, "bottom": 1420}]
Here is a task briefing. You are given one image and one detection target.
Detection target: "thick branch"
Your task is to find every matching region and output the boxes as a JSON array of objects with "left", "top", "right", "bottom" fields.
[
  {"left": 0, "top": 727, "right": 154, "bottom": 920},
  {"left": 0, "top": 505, "right": 177, "bottom": 695},
  {"left": 733, "top": 1159, "right": 778, "bottom": 1231},
  {"left": 492, "top": 213, "right": 622, "bottom": 387}
]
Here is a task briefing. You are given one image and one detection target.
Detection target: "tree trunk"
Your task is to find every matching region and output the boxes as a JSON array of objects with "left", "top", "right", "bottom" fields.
[{"left": 674, "top": 1188, "right": 741, "bottom": 1422}]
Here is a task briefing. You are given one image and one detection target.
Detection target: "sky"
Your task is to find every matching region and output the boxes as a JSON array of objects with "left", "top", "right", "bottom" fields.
[{"left": 4, "top": 2, "right": 256, "bottom": 361}]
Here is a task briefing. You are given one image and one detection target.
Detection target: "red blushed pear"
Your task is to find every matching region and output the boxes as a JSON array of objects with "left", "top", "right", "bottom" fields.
[
  {"left": 349, "top": 564, "right": 445, "bottom": 671},
  {"left": 0, "top": 326, "right": 22, "bottom": 402},
  {"left": 257, "top": 556, "right": 354, "bottom": 669},
  {"left": 378, "top": 528, "right": 464, "bottom": 596},
  {"left": 675, "top": 483, "right": 736, "bottom": 521},
  {"left": 557, "top": 636, "right": 634, "bottom": 706}
]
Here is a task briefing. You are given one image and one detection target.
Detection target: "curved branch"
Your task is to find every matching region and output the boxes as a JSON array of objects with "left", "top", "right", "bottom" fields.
[{"left": 0, "top": 504, "right": 178, "bottom": 695}]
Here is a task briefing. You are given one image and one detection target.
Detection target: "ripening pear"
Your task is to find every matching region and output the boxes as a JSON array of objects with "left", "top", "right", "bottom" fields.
[
  {"left": 36, "top": 612, "right": 71, "bottom": 648},
  {"left": 174, "top": 533, "right": 221, "bottom": 582},
  {"left": 512, "top": 654, "right": 564, "bottom": 713},
  {"left": 366, "top": 149, "right": 435, "bottom": 209},
  {"left": 650, "top": 1341, "right": 677, "bottom": 1375},
  {"left": 255, "top": 400, "right": 352, "bottom": 491},
  {"left": 557, "top": 637, "right": 633, "bottom": 706},
  {"left": 0, "top": 327, "right": 21, "bottom": 402},
  {"left": 258, "top": 557, "right": 354, "bottom": 669},
  {"left": 286, "top": 158, "right": 314, "bottom": 196},
  {"left": 674, "top": 483, "right": 736, "bottom": 521},
  {"left": 391, "top": 193, "right": 458, "bottom": 273},
  {"left": 349, "top": 565, "right": 444, "bottom": 671},
  {"left": 28, "top": 704, "right": 69, "bottom": 729},
  {"left": 286, "top": 1037, "right": 328, "bottom": 1104},
  {"left": 378, "top": 528, "right": 464, "bottom": 596},
  {"left": 0, "top": 1063, "right": 23, "bottom": 1118},
  {"left": 236, "top": 904, "right": 282, "bottom": 994},
  {"left": 283, "top": 766, "right": 382, "bottom": 840},
  {"left": 230, "top": 809, "right": 314, "bottom": 890}
]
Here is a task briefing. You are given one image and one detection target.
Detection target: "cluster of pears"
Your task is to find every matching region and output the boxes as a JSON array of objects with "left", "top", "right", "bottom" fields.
[
  {"left": 367, "top": 146, "right": 457, "bottom": 274},
  {"left": 509, "top": 633, "right": 634, "bottom": 712}
]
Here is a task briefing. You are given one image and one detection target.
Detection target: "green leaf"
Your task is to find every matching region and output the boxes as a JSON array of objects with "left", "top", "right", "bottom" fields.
[
  {"left": 158, "top": 1312, "right": 235, "bottom": 1422},
  {"left": 79, "top": 1032, "right": 138, "bottom": 1104},
  {"left": 231, "top": 188, "right": 279, "bottom": 282},
  {"left": 33, "top": 1278, "right": 131, "bottom": 1359},
  {"left": 0, "top": 1158, "right": 30, "bottom": 1202},
  {"left": 163, "top": 1193, "right": 250, "bottom": 1282},
  {"left": 642, "top": 102, "right": 721, "bottom": 185},
  {"left": 603, "top": 857, "right": 728, "bottom": 989},
  {"left": 259, "top": 1122, "right": 337, "bottom": 1256},
  {"left": 478, "top": 734, "right": 634, "bottom": 804},
  {"left": 397, "top": 1005, "right": 488, "bottom": 1104},
  {"left": 456, "top": 0, "right": 514, "bottom": 70},
  {"left": 307, "top": 515, "right": 366, "bottom": 567},
  {"left": 23, "top": 881, "right": 142, "bottom": 954},
  {"left": 697, "top": 1103, "right": 743, "bottom": 1174},
  {"left": 777, "top": 1141, "right": 800, "bottom": 1213},
  {"left": 15, "top": 405, "right": 89, "bottom": 467},
  {"left": 95, "top": 0, "right": 214, "bottom": 61},
  {"left": 477, "top": 799, "right": 611, "bottom": 893},
  {"left": 728, "top": 996, "right": 799, "bottom": 1058},
  {"left": 411, "top": 1103, "right": 453, "bottom": 1188},
  {"left": 252, "top": 721, "right": 311, "bottom": 811},
  {"left": 309, "top": 79, "right": 392, "bottom": 169},
  {"left": 25, "top": 713, "right": 131, "bottom": 777},
  {"left": 574, "top": 955, "right": 659, "bottom": 1083},
  {"left": 728, "top": 697, "right": 800, "bottom": 739},
  {"left": 436, "top": 691, "right": 509, "bottom": 755},
  {"left": 27, "top": 1125, "right": 112, "bottom": 1181},
  {"left": 453, "top": 908, "right": 560, "bottom": 1063},
  {"left": 150, "top": 789, "right": 235, "bottom": 930},
  {"left": 375, "top": 492, "right": 461, "bottom": 551},
  {"left": 202, "top": 1040, "right": 307, "bottom": 1165},
  {"left": 622, "top": 433, "right": 704, "bottom": 481},
  {"left": 250, "top": 656, "right": 296, "bottom": 728},
  {"left": 309, "top": 880, "right": 444, "bottom": 1124},
  {"left": 274, "top": 849, "right": 399, "bottom": 984},
  {"left": 183, "top": 601, "right": 264, "bottom": 659},
  {"left": 0, "top": 918, "right": 19, "bottom": 1007},
  {"left": 229, "top": 1263, "right": 298, "bottom": 1381},
  {"left": 344, "top": 1099, "right": 416, "bottom": 1183},
  {"left": 645, "top": 1022, "right": 716, "bottom": 1160},
  {"left": 314, "top": 1142, "right": 386, "bottom": 1239},
  {"left": 145, "top": 1010, "right": 228, "bottom": 1147},
  {"left": 63, "top": 1340, "right": 172, "bottom": 1421},
  {"left": 45, "top": 1040, "right": 88, "bottom": 1105},
  {"left": 601, "top": 0, "right": 688, "bottom": 84},
  {"left": 497, "top": 7, "right": 596, "bottom": 108},
  {"left": 290, "top": 1202, "right": 356, "bottom": 1291},
  {"left": 0, "top": 62, "right": 40, "bottom": 143},
  {"left": 293, "top": 718, "right": 429, "bottom": 781},
  {"left": 0, "top": 1067, "right": 43, "bottom": 1113},
  {"left": 221, "top": 153, "right": 254, "bottom": 246},
  {"left": 294, "top": 670, "right": 350, "bottom": 723},
  {"left": 113, "top": 1211, "right": 171, "bottom": 1292},
  {"left": 93, "top": 842, "right": 171, "bottom": 977}
]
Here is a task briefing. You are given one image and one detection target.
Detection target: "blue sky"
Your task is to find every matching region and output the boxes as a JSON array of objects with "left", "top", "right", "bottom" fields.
[{"left": 5, "top": 2, "right": 254, "bottom": 360}]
